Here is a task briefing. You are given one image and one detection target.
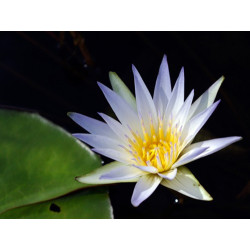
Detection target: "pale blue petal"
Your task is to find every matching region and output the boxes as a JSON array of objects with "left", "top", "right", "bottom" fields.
[
  {"left": 172, "top": 147, "right": 209, "bottom": 168},
  {"left": 97, "top": 82, "right": 140, "bottom": 131},
  {"left": 73, "top": 133, "right": 122, "bottom": 150},
  {"left": 174, "top": 89, "right": 194, "bottom": 127},
  {"left": 181, "top": 100, "right": 220, "bottom": 147},
  {"left": 92, "top": 148, "right": 131, "bottom": 164},
  {"left": 132, "top": 65, "right": 157, "bottom": 130},
  {"left": 188, "top": 76, "right": 224, "bottom": 120},
  {"left": 153, "top": 55, "right": 171, "bottom": 115},
  {"left": 164, "top": 67, "right": 185, "bottom": 122},
  {"left": 98, "top": 112, "right": 131, "bottom": 144},
  {"left": 131, "top": 174, "right": 162, "bottom": 207},
  {"left": 68, "top": 112, "right": 115, "bottom": 138},
  {"left": 181, "top": 136, "right": 242, "bottom": 161}
]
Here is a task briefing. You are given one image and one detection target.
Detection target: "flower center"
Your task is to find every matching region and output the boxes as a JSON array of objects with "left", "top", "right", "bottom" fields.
[{"left": 128, "top": 116, "right": 182, "bottom": 172}]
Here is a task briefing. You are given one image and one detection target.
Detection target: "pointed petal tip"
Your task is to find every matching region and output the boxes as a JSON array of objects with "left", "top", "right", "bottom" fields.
[
  {"left": 97, "top": 81, "right": 107, "bottom": 91},
  {"left": 75, "top": 175, "right": 89, "bottom": 184},
  {"left": 159, "top": 54, "right": 169, "bottom": 68},
  {"left": 201, "top": 193, "right": 213, "bottom": 201},
  {"left": 97, "top": 81, "right": 103, "bottom": 87},
  {"left": 178, "top": 66, "right": 184, "bottom": 75},
  {"left": 132, "top": 64, "right": 140, "bottom": 75},
  {"left": 67, "top": 111, "right": 73, "bottom": 117},
  {"left": 189, "top": 89, "right": 195, "bottom": 97},
  {"left": 231, "top": 136, "right": 243, "bottom": 143},
  {"left": 109, "top": 71, "right": 118, "bottom": 80},
  {"left": 75, "top": 176, "right": 83, "bottom": 183},
  {"left": 131, "top": 64, "right": 136, "bottom": 73},
  {"left": 72, "top": 134, "right": 79, "bottom": 140},
  {"left": 219, "top": 75, "right": 225, "bottom": 82},
  {"left": 207, "top": 196, "right": 213, "bottom": 201},
  {"left": 211, "top": 76, "right": 224, "bottom": 89},
  {"left": 72, "top": 133, "right": 81, "bottom": 138},
  {"left": 213, "top": 99, "right": 221, "bottom": 107},
  {"left": 162, "top": 54, "right": 168, "bottom": 63},
  {"left": 213, "top": 76, "right": 225, "bottom": 88},
  {"left": 229, "top": 136, "right": 243, "bottom": 141},
  {"left": 131, "top": 197, "right": 140, "bottom": 207}
]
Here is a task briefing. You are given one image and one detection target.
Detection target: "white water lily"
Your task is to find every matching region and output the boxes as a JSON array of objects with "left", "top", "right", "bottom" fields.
[{"left": 69, "top": 55, "right": 241, "bottom": 207}]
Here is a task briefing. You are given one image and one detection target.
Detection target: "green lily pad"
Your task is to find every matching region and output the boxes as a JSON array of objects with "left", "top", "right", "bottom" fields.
[
  {"left": 0, "top": 188, "right": 113, "bottom": 219},
  {"left": 0, "top": 109, "right": 102, "bottom": 214}
]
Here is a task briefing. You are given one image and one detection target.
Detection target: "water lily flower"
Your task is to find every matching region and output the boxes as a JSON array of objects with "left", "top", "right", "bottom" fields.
[{"left": 68, "top": 55, "right": 242, "bottom": 207}]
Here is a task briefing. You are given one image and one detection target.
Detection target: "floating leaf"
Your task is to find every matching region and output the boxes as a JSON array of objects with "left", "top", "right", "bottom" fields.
[
  {"left": 0, "top": 188, "right": 113, "bottom": 219},
  {"left": 0, "top": 109, "right": 101, "bottom": 214}
]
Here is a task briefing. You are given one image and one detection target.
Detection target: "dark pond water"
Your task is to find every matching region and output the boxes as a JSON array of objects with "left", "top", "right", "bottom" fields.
[{"left": 0, "top": 31, "right": 249, "bottom": 218}]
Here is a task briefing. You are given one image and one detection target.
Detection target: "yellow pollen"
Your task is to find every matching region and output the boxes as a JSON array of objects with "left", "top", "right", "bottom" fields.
[{"left": 128, "top": 117, "right": 182, "bottom": 172}]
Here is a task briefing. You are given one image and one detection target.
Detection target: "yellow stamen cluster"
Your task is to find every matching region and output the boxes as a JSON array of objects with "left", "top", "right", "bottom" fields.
[{"left": 127, "top": 116, "right": 182, "bottom": 172}]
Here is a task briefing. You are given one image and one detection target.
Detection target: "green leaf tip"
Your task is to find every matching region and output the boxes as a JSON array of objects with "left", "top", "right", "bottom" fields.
[
  {"left": 219, "top": 75, "right": 225, "bottom": 84},
  {"left": 109, "top": 71, "right": 137, "bottom": 110},
  {"left": 67, "top": 112, "right": 73, "bottom": 117}
]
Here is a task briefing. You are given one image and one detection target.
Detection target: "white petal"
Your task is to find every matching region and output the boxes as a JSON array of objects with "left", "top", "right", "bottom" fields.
[
  {"left": 174, "top": 89, "right": 194, "bottom": 127},
  {"left": 172, "top": 147, "right": 209, "bottom": 168},
  {"left": 132, "top": 65, "right": 158, "bottom": 130},
  {"left": 181, "top": 100, "right": 220, "bottom": 147},
  {"left": 153, "top": 55, "right": 171, "bottom": 115},
  {"left": 73, "top": 133, "right": 122, "bottom": 150},
  {"left": 164, "top": 67, "right": 185, "bottom": 122},
  {"left": 76, "top": 161, "right": 138, "bottom": 184},
  {"left": 131, "top": 174, "right": 162, "bottom": 207},
  {"left": 98, "top": 112, "right": 132, "bottom": 144},
  {"left": 158, "top": 168, "right": 177, "bottom": 180},
  {"left": 161, "top": 166, "right": 213, "bottom": 200},
  {"left": 134, "top": 165, "right": 158, "bottom": 173},
  {"left": 181, "top": 136, "right": 242, "bottom": 161},
  {"left": 97, "top": 82, "right": 140, "bottom": 131},
  {"left": 109, "top": 71, "right": 137, "bottom": 111},
  {"left": 68, "top": 112, "right": 115, "bottom": 138},
  {"left": 100, "top": 165, "right": 145, "bottom": 180},
  {"left": 92, "top": 148, "right": 131, "bottom": 164},
  {"left": 188, "top": 76, "right": 224, "bottom": 120}
]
